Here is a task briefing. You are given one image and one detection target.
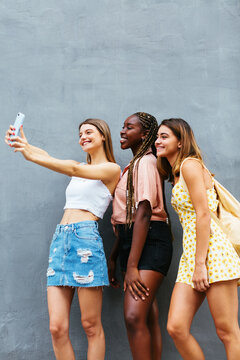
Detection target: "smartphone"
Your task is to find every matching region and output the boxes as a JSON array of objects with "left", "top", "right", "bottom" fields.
[{"left": 10, "top": 112, "right": 25, "bottom": 140}]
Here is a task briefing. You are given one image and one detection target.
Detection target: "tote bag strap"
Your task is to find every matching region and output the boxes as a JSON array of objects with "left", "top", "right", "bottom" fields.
[{"left": 179, "top": 157, "right": 204, "bottom": 192}]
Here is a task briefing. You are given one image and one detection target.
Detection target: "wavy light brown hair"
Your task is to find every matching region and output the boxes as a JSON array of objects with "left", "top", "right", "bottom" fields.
[
  {"left": 157, "top": 118, "right": 203, "bottom": 183},
  {"left": 79, "top": 118, "right": 116, "bottom": 164}
]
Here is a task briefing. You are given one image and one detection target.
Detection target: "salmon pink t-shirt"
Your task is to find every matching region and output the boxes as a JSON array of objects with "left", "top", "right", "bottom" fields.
[{"left": 111, "top": 150, "right": 167, "bottom": 225}]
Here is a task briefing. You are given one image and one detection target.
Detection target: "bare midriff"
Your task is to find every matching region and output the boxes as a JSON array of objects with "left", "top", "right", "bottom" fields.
[{"left": 60, "top": 209, "right": 99, "bottom": 225}]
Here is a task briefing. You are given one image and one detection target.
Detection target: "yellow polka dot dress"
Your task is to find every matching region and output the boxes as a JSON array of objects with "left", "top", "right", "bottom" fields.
[{"left": 171, "top": 172, "right": 240, "bottom": 288}]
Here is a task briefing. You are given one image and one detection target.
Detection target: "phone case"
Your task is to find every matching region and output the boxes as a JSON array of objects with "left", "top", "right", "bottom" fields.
[{"left": 11, "top": 113, "right": 25, "bottom": 139}]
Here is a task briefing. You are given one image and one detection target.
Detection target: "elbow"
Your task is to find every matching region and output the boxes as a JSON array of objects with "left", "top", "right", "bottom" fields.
[
  {"left": 196, "top": 210, "right": 211, "bottom": 224},
  {"left": 71, "top": 163, "right": 80, "bottom": 177}
]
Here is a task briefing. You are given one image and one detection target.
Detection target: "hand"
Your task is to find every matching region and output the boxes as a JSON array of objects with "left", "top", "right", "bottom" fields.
[
  {"left": 108, "top": 258, "right": 120, "bottom": 288},
  {"left": 192, "top": 262, "right": 210, "bottom": 292},
  {"left": 124, "top": 266, "right": 149, "bottom": 301},
  {"left": 5, "top": 125, "right": 33, "bottom": 160},
  {"left": 5, "top": 125, "right": 16, "bottom": 144}
]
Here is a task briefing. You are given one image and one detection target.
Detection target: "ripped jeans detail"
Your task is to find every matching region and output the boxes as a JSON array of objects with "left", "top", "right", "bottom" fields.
[{"left": 47, "top": 221, "right": 109, "bottom": 288}]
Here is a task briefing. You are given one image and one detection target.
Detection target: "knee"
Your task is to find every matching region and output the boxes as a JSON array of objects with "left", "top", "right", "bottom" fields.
[
  {"left": 49, "top": 321, "right": 69, "bottom": 340},
  {"left": 81, "top": 317, "right": 102, "bottom": 338},
  {"left": 167, "top": 319, "right": 188, "bottom": 342},
  {"left": 215, "top": 322, "right": 237, "bottom": 344},
  {"left": 124, "top": 310, "right": 142, "bottom": 332}
]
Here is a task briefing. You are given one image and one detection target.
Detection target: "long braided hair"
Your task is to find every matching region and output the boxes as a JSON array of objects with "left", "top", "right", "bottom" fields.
[{"left": 126, "top": 112, "right": 158, "bottom": 226}]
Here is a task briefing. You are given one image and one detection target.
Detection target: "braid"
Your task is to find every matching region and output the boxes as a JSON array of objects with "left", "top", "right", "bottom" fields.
[{"left": 126, "top": 112, "right": 158, "bottom": 226}]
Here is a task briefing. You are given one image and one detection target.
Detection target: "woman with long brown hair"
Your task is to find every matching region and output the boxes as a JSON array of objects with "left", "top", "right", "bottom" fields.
[
  {"left": 156, "top": 118, "right": 240, "bottom": 360},
  {"left": 109, "top": 112, "right": 173, "bottom": 360},
  {"left": 5, "top": 118, "right": 120, "bottom": 360}
]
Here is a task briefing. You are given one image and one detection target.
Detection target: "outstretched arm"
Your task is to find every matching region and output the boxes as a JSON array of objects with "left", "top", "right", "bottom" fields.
[
  {"left": 5, "top": 126, "right": 120, "bottom": 182},
  {"left": 181, "top": 159, "right": 211, "bottom": 292}
]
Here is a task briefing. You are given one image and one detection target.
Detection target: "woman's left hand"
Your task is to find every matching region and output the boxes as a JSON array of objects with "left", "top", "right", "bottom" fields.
[
  {"left": 124, "top": 266, "right": 149, "bottom": 301},
  {"left": 108, "top": 258, "right": 120, "bottom": 288},
  {"left": 6, "top": 126, "right": 33, "bottom": 161},
  {"left": 192, "top": 262, "right": 210, "bottom": 292}
]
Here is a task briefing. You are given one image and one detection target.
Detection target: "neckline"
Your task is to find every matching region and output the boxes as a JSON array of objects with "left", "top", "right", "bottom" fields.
[
  {"left": 73, "top": 176, "right": 112, "bottom": 198},
  {"left": 174, "top": 158, "right": 215, "bottom": 192},
  {"left": 122, "top": 150, "right": 153, "bottom": 176},
  {"left": 76, "top": 162, "right": 113, "bottom": 198},
  {"left": 172, "top": 180, "right": 214, "bottom": 193}
]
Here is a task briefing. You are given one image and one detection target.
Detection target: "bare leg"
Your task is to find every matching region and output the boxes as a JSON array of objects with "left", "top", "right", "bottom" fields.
[
  {"left": 148, "top": 298, "right": 162, "bottom": 360},
  {"left": 78, "top": 287, "right": 105, "bottom": 360},
  {"left": 124, "top": 270, "right": 164, "bottom": 360},
  {"left": 207, "top": 279, "right": 240, "bottom": 360},
  {"left": 47, "top": 286, "right": 75, "bottom": 360},
  {"left": 167, "top": 283, "right": 206, "bottom": 360}
]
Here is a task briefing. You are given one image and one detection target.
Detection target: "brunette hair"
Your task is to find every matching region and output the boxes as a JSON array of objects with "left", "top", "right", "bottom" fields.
[
  {"left": 79, "top": 118, "right": 116, "bottom": 164},
  {"left": 126, "top": 112, "right": 158, "bottom": 226},
  {"left": 157, "top": 118, "right": 203, "bottom": 182}
]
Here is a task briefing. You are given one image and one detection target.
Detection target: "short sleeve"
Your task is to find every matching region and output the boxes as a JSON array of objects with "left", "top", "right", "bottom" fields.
[{"left": 133, "top": 155, "right": 160, "bottom": 209}]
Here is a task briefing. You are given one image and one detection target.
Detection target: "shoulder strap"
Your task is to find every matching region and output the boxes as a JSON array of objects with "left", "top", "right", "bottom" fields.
[
  {"left": 202, "top": 163, "right": 214, "bottom": 187},
  {"left": 179, "top": 157, "right": 203, "bottom": 192},
  {"left": 179, "top": 157, "right": 202, "bottom": 176},
  {"left": 179, "top": 157, "right": 214, "bottom": 190}
]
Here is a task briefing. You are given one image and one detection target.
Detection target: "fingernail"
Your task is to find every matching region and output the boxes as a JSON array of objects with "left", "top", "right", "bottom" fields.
[
  {"left": 146, "top": 293, "right": 149, "bottom": 296},
  {"left": 13, "top": 132, "right": 15, "bottom": 135},
  {"left": 142, "top": 297, "right": 145, "bottom": 300},
  {"left": 20, "top": 125, "right": 23, "bottom": 128}
]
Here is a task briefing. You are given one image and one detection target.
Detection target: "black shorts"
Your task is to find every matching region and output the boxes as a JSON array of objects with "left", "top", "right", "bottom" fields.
[{"left": 118, "top": 221, "right": 173, "bottom": 276}]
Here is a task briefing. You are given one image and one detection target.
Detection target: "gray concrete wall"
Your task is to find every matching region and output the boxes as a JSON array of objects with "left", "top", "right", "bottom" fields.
[{"left": 0, "top": 0, "right": 240, "bottom": 359}]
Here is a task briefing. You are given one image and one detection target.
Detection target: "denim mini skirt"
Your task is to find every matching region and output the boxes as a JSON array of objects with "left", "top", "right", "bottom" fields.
[{"left": 47, "top": 221, "right": 109, "bottom": 287}]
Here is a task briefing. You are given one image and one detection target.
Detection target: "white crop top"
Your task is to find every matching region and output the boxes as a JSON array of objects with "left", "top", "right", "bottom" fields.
[{"left": 64, "top": 176, "right": 113, "bottom": 219}]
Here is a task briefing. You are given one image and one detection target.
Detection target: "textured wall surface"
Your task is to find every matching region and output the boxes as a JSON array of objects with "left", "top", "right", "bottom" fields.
[{"left": 0, "top": 1, "right": 240, "bottom": 359}]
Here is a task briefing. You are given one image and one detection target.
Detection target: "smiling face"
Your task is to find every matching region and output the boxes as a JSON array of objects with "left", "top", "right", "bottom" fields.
[
  {"left": 120, "top": 115, "right": 146, "bottom": 154},
  {"left": 155, "top": 124, "right": 181, "bottom": 161},
  {"left": 79, "top": 124, "right": 104, "bottom": 153}
]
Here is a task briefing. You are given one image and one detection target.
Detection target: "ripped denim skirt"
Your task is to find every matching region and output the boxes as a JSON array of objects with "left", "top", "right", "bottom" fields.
[{"left": 47, "top": 221, "right": 109, "bottom": 287}]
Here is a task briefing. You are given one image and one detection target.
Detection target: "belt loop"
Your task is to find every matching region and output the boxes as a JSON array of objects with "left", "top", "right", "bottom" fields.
[{"left": 71, "top": 223, "right": 74, "bottom": 231}]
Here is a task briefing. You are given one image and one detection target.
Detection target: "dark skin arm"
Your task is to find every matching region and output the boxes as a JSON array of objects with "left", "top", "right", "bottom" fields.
[
  {"left": 108, "top": 225, "right": 121, "bottom": 288},
  {"left": 124, "top": 200, "right": 152, "bottom": 301},
  {"left": 162, "top": 180, "right": 174, "bottom": 241}
]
